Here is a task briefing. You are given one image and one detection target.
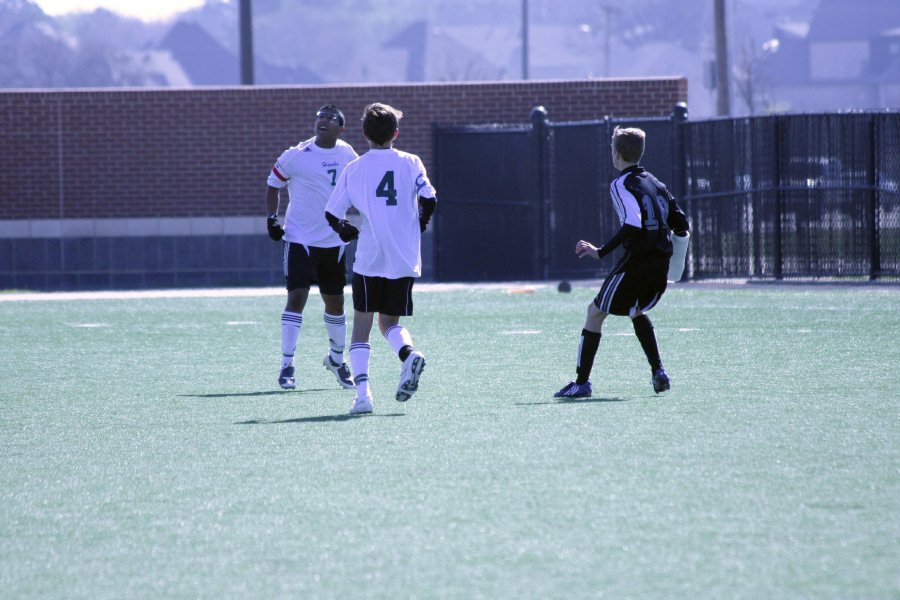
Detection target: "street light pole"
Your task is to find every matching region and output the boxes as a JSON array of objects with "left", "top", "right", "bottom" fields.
[
  {"left": 599, "top": 5, "right": 619, "bottom": 77},
  {"left": 714, "top": 0, "right": 730, "bottom": 115},
  {"left": 240, "top": 0, "right": 254, "bottom": 85},
  {"left": 522, "top": 0, "right": 529, "bottom": 80}
]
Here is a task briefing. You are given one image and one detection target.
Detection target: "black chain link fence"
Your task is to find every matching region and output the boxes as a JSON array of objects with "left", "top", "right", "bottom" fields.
[
  {"left": 434, "top": 109, "right": 900, "bottom": 282},
  {"left": 683, "top": 113, "right": 899, "bottom": 280}
]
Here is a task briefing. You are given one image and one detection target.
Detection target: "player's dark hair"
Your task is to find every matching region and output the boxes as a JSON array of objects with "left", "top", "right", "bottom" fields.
[
  {"left": 318, "top": 104, "right": 345, "bottom": 127},
  {"left": 612, "top": 127, "right": 645, "bottom": 163},
  {"left": 362, "top": 103, "right": 403, "bottom": 146}
]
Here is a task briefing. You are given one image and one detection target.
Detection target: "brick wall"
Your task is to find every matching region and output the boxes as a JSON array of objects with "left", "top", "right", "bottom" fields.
[{"left": 0, "top": 79, "right": 686, "bottom": 220}]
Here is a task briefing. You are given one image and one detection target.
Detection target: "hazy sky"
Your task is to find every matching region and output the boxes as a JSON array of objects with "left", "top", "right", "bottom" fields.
[{"left": 33, "top": 0, "right": 204, "bottom": 21}]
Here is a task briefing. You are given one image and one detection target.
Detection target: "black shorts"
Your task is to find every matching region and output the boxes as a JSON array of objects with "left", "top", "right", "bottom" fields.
[
  {"left": 594, "top": 256, "right": 668, "bottom": 317},
  {"left": 283, "top": 243, "right": 347, "bottom": 295},
  {"left": 352, "top": 274, "right": 415, "bottom": 316}
]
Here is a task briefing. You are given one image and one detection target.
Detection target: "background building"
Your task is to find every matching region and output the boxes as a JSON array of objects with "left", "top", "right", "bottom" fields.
[{"left": 7, "top": 0, "right": 898, "bottom": 117}]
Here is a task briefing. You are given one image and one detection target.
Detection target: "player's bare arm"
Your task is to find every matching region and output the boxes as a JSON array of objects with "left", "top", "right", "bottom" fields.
[
  {"left": 266, "top": 185, "right": 285, "bottom": 241},
  {"left": 266, "top": 185, "right": 282, "bottom": 216}
]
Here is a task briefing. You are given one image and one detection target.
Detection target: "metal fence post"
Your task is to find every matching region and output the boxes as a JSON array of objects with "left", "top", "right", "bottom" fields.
[
  {"left": 869, "top": 116, "right": 881, "bottom": 280},
  {"left": 431, "top": 122, "right": 441, "bottom": 282},
  {"left": 531, "top": 106, "right": 550, "bottom": 280},
  {"left": 774, "top": 116, "right": 784, "bottom": 280},
  {"left": 671, "top": 103, "right": 689, "bottom": 279}
]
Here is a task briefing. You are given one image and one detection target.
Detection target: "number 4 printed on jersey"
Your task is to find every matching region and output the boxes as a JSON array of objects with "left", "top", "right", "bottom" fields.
[{"left": 377, "top": 171, "right": 397, "bottom": 206}]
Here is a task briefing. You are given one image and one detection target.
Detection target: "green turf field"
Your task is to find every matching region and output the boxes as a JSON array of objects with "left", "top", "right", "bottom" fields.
[{"left": 1, "top": 283, "right": 898, "bottom": 598}]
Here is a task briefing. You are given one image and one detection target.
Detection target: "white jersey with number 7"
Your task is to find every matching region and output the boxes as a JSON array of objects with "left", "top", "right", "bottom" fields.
[{"left": 326, "top": 148, "right": 437, "bottom": 279}]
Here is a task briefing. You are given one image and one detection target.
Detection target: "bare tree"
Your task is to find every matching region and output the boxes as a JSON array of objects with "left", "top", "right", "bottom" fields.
[{"left": 733, "top": 37, "right": 772, "bottom": 116}]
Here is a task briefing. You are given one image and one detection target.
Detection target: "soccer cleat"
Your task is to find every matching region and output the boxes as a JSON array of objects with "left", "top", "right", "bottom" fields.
[
  {"left": 652, "top": 368, "right": 671, "bottom": 394},
  {"left": 554, "top": 381, "right": 592, "bottom": 398},
  {"left": 349, "top": 390, "right": 373, "bottom": 415},
  {"left": 278, "top": 365, "right": 296, "bottom": 390},
  {"left": 323, "top": 354, "right": 354, "bottom": 389},
  {"left": 396, "top": 350, "right": 426, "bottom": 402}
]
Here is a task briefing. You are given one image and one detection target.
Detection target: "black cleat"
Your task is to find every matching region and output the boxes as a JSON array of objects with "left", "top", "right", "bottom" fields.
[
  {"left": 652, "top": 368, "right": 670, "bottom": 394},
  {"left": 278, "top": 365, "right": 296, "bottom": 390},
  {"left": 554, "top": 381, "right": 593, "bottom": 398}
]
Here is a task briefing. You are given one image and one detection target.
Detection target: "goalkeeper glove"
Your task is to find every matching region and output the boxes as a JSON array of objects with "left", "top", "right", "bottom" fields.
[{"left": 266, "top": 214, "right": 284, "bottom": 241}]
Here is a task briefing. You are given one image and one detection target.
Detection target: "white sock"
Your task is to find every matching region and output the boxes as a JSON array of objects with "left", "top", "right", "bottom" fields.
[
  {"left": 349, "top": 342, "right": 371, "bottom": 395},
  {"left": 323, "top": 312, "right": 347, "bottom": 365},
  {"left": 384, "top": 325, "right": 413, "bottom": 357},
  {"left": 281, "top": 311, "right": 302, "bottom": 367}
]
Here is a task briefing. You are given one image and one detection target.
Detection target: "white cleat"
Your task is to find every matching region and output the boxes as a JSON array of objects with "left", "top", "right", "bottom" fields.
[
  {"left": 396, "top": 350, "right": 426, "bottom": 402},
  {"left": 323, "top": 354, "right": 355, "bottom": 389},
  {"left": 349, "top": 390, "right": 373, "bottom": 415}
]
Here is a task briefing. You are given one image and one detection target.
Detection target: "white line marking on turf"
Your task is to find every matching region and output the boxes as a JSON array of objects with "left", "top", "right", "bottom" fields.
[
  {"left": 501, "top": 329, "right": 542, "bottom": 335},
  {"left": 70, "top": 323, "right": 108, "bottom": 328},
  {"left": 0, "top": 288, "right": 286, "bottom": 302},
  {"left": 0, "top": 283, "right": 555, "bottom": 302},
  {"left": 226, "top": 321, "right": 258, "bottom": 325}
]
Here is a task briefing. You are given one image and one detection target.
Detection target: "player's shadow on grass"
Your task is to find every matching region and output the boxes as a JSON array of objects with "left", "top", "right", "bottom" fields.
[
  {"left": 516, "top": 397, "right": 627, "bottom": 406},
  {"left": 180, "top": 388, "right": 331, "bottom": 399},
  {"left": 236, "top": 413, "right": 405, "bottom": 424}
]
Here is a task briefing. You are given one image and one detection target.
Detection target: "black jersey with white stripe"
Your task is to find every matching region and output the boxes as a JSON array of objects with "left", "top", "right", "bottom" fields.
[{"left": 609, "top": 165, "right": 688, "bottom": 260}]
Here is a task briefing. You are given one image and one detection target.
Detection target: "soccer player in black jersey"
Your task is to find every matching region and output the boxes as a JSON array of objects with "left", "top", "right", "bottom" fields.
[{"left": 555, "top": 127, "right": 690, "bottom": 398}]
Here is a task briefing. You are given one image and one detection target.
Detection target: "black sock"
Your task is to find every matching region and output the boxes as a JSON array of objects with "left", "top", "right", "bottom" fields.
[
  {"left": 632, "top": 314, "right": 662, "bottom": 371},
  {"left": 575, "top": 329, "right": 601, "bottom": 384},
  {"left": 399, "top": 345, "right": 413, "bottom": 362}
]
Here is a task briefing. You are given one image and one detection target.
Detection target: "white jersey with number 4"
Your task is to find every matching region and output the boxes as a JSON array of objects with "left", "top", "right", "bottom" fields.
[
  {"left": 326, "top": 148, "right": 437, "bottom": 279},
  {"left": 267, "top": 137, "right": 358, "bottom": 247}
]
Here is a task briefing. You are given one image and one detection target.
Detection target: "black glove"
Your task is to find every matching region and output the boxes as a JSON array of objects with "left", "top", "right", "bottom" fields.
[
  {"left": 325, "top": 211, "right": 360, "bottom": 242},
  {"left": 267, "top": 214, "right": 284, "bottom": 241},
  {"left": 418, "top": 196, "right": 437, "bottom": 233},
  {"left": 334, "top": 220, "right": 359, "bottom": 242}
]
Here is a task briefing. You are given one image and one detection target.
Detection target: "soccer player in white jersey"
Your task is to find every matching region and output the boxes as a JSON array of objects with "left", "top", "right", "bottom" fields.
[
  {"left": 324, "top": 103, "right": 437, "bottom": 415},
  {"left": 265, "top": 104, "right": 359, "bottom": 391}
]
